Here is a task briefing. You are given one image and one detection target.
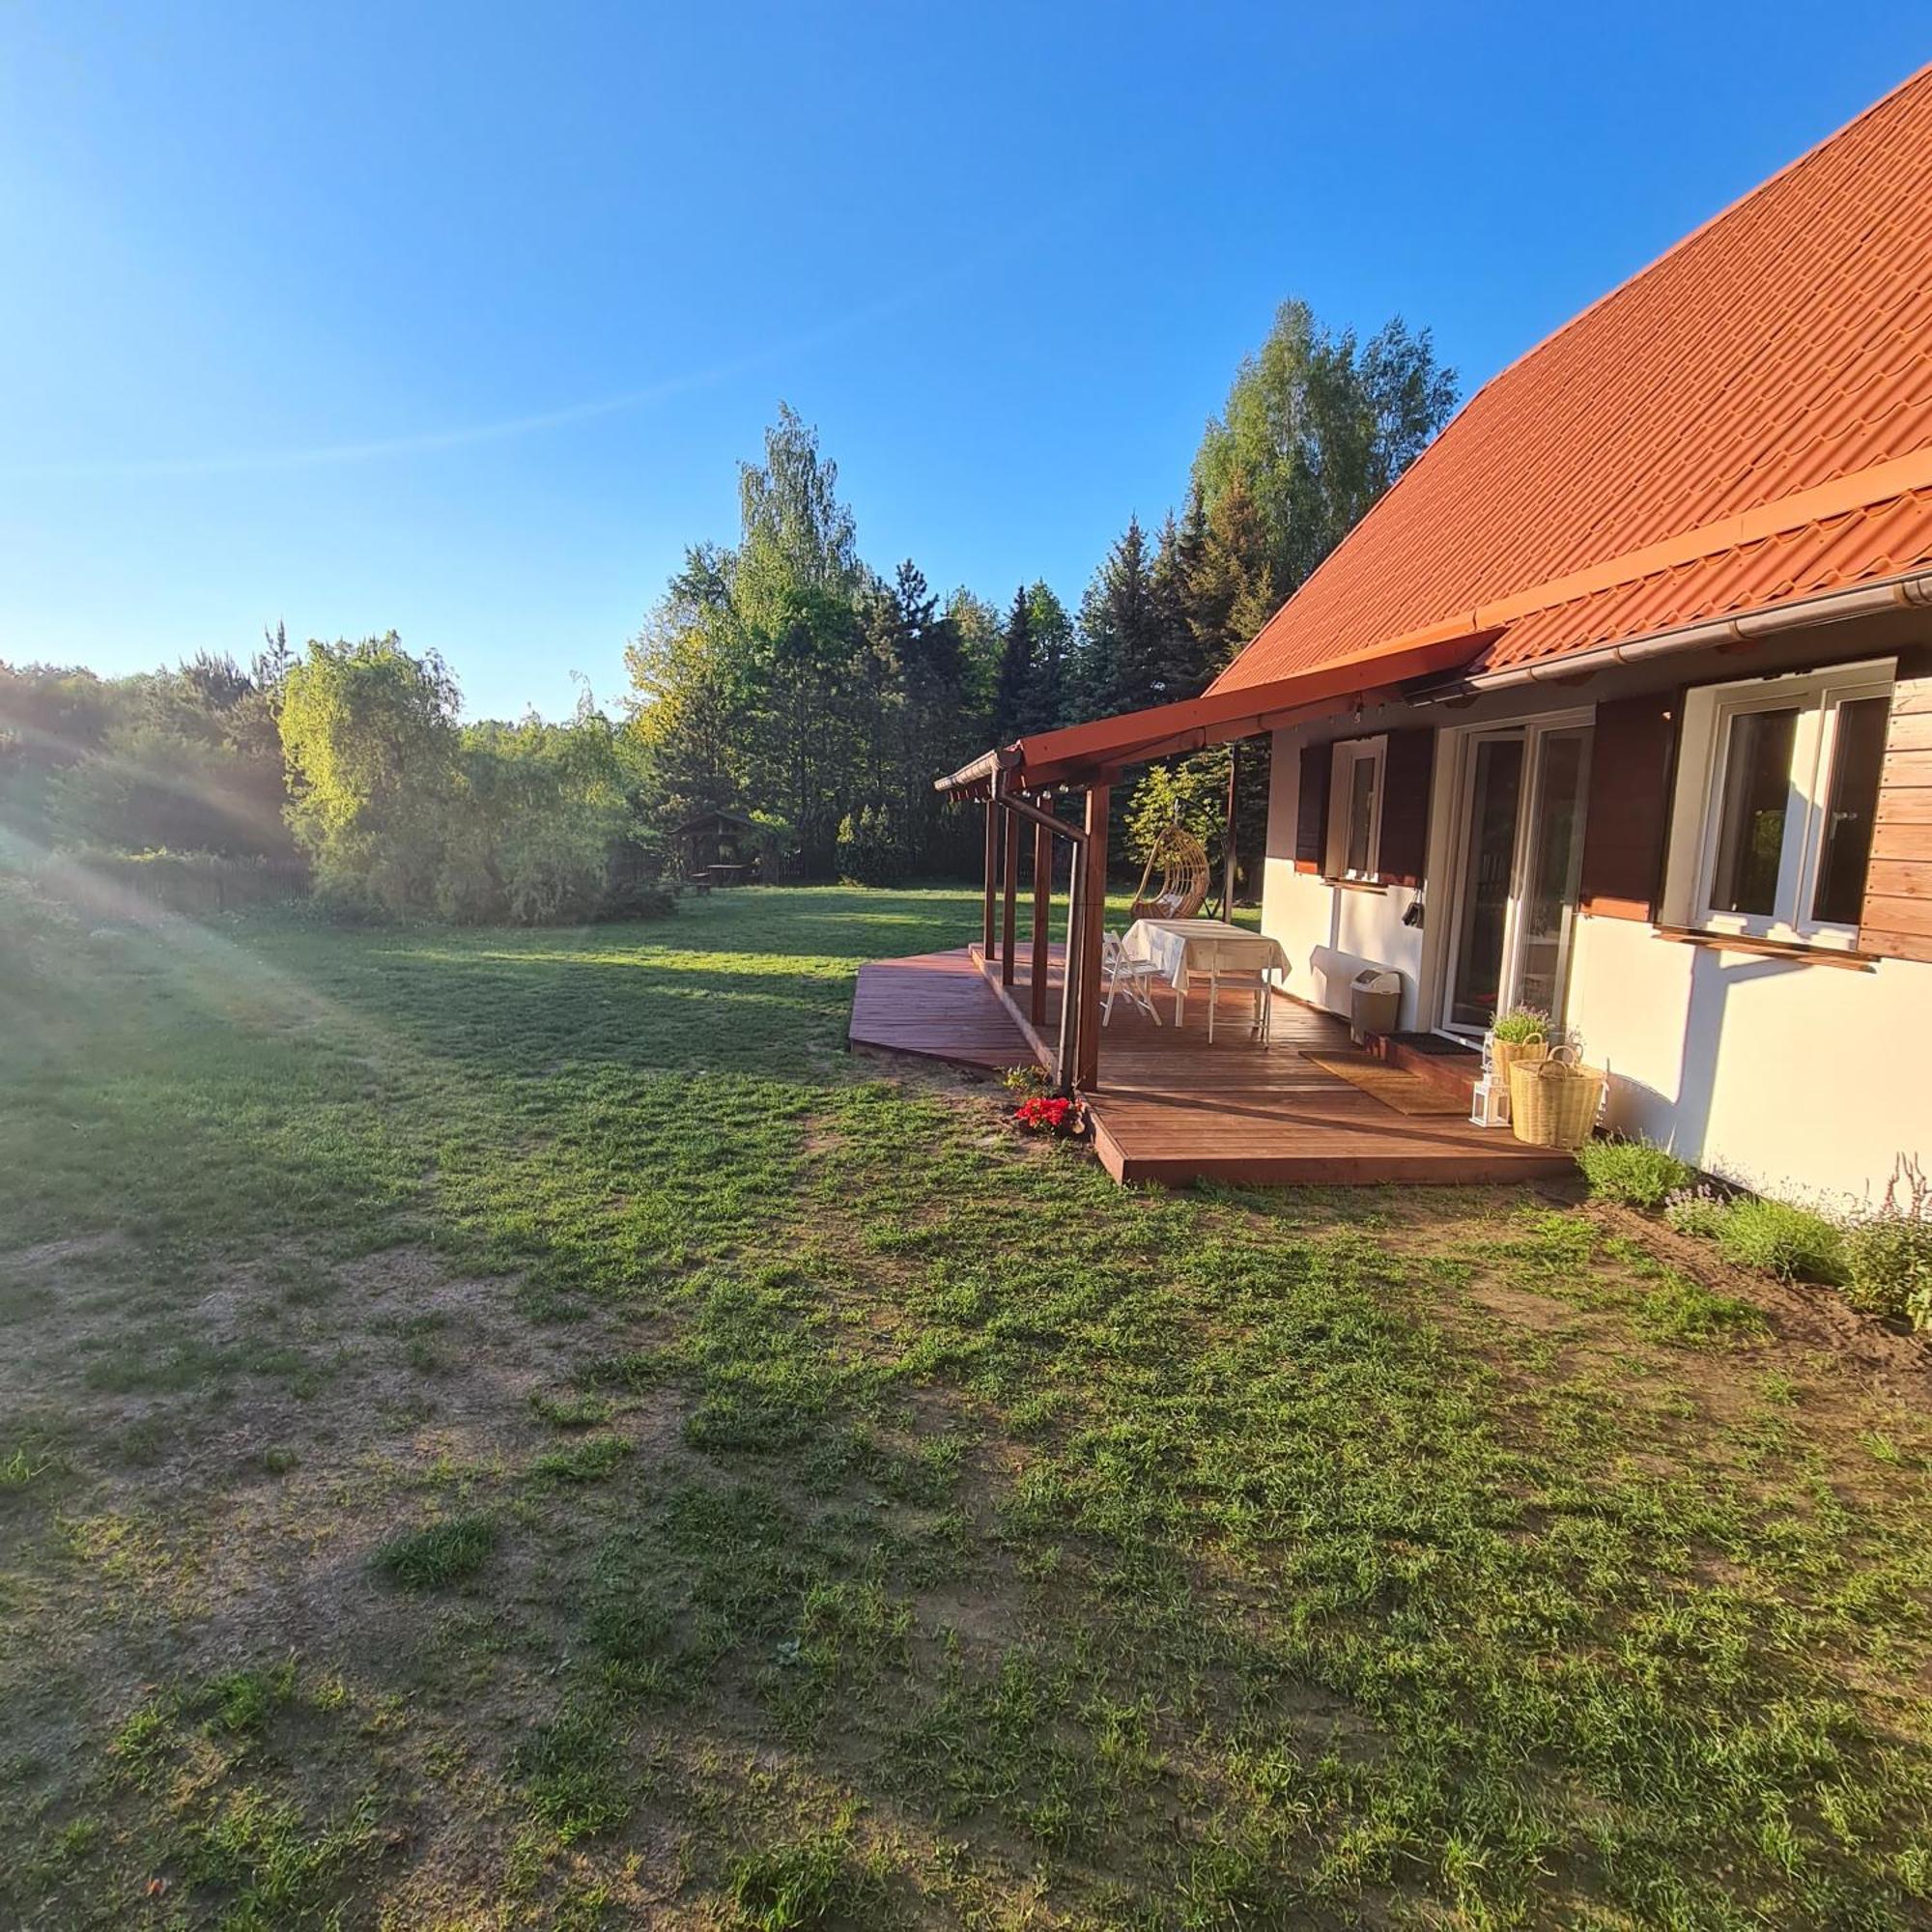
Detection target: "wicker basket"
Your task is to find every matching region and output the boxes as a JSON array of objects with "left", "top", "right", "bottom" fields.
[
  {"left": 1507, "top": 1047, "right": 1605, "bottom": 1150},
  {"left": 1488, "top": 1031, "right": 1549, "bottom": 1080}
]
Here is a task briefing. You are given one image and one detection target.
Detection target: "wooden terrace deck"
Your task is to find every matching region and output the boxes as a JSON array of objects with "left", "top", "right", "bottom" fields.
[{"left": 848, "top": 944, "right": 1576, "bottom": 1188}]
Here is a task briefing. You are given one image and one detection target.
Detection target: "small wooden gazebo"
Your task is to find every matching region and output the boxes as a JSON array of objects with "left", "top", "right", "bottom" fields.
[{"left": 670, "top": 809, "right": 761, "bottom": 884}]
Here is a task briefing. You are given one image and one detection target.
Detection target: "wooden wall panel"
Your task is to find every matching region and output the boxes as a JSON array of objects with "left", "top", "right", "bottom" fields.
[{"left": 1859, "top": 673, "right": 1932, "bottom": 962}]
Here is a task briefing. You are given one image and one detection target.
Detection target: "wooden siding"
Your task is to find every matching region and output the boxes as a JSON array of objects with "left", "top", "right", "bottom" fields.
[{"left": 1860, "top": 671, "right": 1932, "bottom": 961}]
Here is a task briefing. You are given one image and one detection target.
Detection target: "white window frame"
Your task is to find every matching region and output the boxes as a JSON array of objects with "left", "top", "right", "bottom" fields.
[
  {"left": 1433, "top": 709, "right": 1594, "bottom": 1038},
  {"left": 1324, "top": 735, "right": 1386, "bottom": 882},
  {"left": 1672, "top": 658, "right": 1893, "bottom": 949}
]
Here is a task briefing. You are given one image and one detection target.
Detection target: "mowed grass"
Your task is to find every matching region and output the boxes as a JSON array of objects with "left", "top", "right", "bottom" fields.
[{"left": 2, "top": 875, "right": 1929, "bottom": 1928}]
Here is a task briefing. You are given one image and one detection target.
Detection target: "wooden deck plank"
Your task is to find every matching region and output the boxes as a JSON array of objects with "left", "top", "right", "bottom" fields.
[
  {"left": 847, "top": 950, "right": 1033, "bottom": 1071},
  {"left": 851, "top": 944, "right": 1574, "bottom": 1188}
]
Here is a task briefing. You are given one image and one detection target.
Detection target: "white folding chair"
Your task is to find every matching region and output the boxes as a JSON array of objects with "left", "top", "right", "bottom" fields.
[
  {"left": 1101, "top": 931, "right": 1164, "bottom": 1026},
  {"left": 1206, "top": 953, "right": 1274, "bottom": 1045}
]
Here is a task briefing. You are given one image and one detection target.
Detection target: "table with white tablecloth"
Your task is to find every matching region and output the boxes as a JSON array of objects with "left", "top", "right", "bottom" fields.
[{"left": 1119, "top": 917, "right": 1289, "bottom": 1032}]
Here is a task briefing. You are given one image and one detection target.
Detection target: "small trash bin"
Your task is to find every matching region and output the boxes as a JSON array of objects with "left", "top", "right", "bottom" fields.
[{"left": 1350, "top": 967, "right": 1402, "bottom": 1038}]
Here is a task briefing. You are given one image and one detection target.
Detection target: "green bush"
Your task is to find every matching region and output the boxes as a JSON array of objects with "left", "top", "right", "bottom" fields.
[
  {"left": 598, "top": 879, "right": 677, "bottom": 922},
  {"left": 836, "top": 805, "right": 908, "bottom": 887},
  {"left": 1576, "top": 1137, "right": 1697, "bottom": 1209},
  {"left": 1842, "top": 1214, "right": 1932, "bottom": 1327},
  {"left": 1714, "top": 1197, "right": 1846, "bottom": 1285},
  {"left": 71, "top": 848, "right": 308, "bottom": 915},
  {"left": 1124, "top": 753, "right": 1228, "bottom": 870}
]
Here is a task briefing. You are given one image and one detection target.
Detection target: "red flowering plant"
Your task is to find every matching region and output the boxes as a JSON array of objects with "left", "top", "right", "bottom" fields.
[{"left": 1011, "top": 1093, "right": 1089, "bottom": 1140}]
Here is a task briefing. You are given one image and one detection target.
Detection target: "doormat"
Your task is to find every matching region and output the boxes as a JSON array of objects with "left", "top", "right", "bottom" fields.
[{"left": 1301, "top": 1051, "right": 1468, "bottom": 1116}]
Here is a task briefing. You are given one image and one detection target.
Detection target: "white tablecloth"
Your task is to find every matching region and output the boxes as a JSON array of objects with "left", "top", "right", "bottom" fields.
[{"left": 1120, "top": 918, "right": 1288, "bottom": 996}]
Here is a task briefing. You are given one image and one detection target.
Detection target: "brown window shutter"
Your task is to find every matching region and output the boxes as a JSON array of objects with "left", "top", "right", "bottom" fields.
[
  {"left": 1579, "top": 691, "right": 1680, "bottom": 920},
  {"left": 1377, "top": 727, "right": 1435, "bottom": 886},
  {"left": 1858, "top": 671, "right": 1932, "bottom": 961},
  {"left": 1293, "top": 742, "right": 1329, "bottom": 874}
]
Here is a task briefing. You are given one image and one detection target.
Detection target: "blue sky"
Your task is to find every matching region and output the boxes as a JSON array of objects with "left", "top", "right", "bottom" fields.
[{"left": 2, "top": 5, "right": 1925, "bottom": 721}]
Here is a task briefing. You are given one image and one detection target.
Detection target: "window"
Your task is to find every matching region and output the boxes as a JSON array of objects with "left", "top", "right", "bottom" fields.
[
  {"left": 1677, "top": 661, "right": 1892, "bottom": 945},
  {"left": 1324, "top": 737, "right": 1385, "bottom": 881}
]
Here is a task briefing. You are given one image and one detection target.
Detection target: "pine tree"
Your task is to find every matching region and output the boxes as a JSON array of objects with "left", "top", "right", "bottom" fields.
[
  {"left": 1022, "top": 581, "right": 1071, "bottom": 733},
  {"left": 990, "top": 585, "right": 1035, "bottom": 745},
  {"left": 1148, "top": 507, "right": 1216, "bottom": 703},
  {"left": 1081, "top": 517, "right": 1162, "bottom": 715}
]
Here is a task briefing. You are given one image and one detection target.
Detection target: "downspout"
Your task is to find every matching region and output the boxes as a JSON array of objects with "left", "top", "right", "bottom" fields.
[{"left": 1422, "top": 568, "right": 1932, "bottom": 698}]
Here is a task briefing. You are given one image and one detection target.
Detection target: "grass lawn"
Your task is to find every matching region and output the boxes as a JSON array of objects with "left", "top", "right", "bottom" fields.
[{"left": 2, "top": 878, "right": 1929, "bottom": 1929}]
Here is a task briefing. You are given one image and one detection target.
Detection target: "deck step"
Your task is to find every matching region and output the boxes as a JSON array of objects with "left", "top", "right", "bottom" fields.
[{"left": 1373, "top": 1030, "right": 1484, "bottom": 1106}]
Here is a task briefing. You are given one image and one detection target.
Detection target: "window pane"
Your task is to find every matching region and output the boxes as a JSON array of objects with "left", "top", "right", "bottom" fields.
[
  {"left": 1812, "top": 696, "right": 1889, "bottom": 925},
  {"left": 1516, "top": 730, "right": 1588, "bottom": 1019},
  {"left": 1345, "top": 756, "right": 1377, "bottom": 872},
  {"left": 1710, "top": 706, "right": 1797, "bottom": 916}
]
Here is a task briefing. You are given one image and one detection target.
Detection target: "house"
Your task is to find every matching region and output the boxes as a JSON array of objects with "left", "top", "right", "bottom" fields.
[{"left": 885, "top": 66, "right": 1932, "bottom": 1202}]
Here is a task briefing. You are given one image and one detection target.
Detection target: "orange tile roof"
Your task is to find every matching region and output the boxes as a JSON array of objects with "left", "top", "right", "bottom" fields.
[{"left": 1211, "top": 65, "right": 1932, "bottom": 696}]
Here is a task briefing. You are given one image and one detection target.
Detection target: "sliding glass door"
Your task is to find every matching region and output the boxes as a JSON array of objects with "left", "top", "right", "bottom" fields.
[{"left": 1441, "top": 719, "right": 1593, "bottom": 1037}]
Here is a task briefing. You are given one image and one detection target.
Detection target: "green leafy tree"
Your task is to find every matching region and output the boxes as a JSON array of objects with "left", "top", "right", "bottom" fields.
[
  {"left": 1193, "top": 298, "right": 1457, "bottom": 611},
  {"left": 278, "top": 635, "right": 463, "bottom": 915}
]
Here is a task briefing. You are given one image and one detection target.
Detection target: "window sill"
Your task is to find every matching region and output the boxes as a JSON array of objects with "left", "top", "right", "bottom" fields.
[
  {"left": 1651, "top": 925, "right": 1877, "bottom": 969},
  {"left": 1323, "top": 876, "right": 1390, "bottom": 895}
]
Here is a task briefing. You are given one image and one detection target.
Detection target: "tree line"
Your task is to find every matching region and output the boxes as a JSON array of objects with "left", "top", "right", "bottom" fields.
[
  {"left": 0, "top": 298, "right": 1456, "bottom": 920},
  {"left": 627, "top": 298, "right": 1456, "bottom": 884}
]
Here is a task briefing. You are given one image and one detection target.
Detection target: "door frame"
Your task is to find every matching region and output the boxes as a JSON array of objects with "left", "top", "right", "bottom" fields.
[{"left": 1435, "top": 707, "right": 1594, "bottom": 1040}]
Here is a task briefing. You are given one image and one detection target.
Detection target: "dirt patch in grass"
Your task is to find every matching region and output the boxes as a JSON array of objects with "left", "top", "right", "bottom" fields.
[{"left": 0, "top": 1230, "right": 705, "bottom": 1926}]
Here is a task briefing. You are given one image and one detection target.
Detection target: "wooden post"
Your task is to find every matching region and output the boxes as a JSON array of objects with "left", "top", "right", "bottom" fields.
[
  {"left": 1056, "top": 836, "right": 1082, "bottom": 1096},
  {"left": 1000, "top": 797, "right": 1020, "bottom": 985},
  {"left": 1074, "top": 781, "right": 1110, "bottom": 1091},
  {"left": 1220, "top": 739, "right": 1240, "bottom": 918},
  {"left": 1030, "top": 812, "right": 1052, "bottom": 1026},
  {"left": 980, "top": 777, "right": 999, "bottom": 959}
]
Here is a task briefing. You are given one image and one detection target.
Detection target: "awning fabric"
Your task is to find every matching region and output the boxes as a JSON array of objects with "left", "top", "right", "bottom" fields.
[{"left": 934, "top": 626, "right": 1492, "bottom": 796}]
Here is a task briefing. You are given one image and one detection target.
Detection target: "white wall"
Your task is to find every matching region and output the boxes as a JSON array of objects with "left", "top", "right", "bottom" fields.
[
  {"left": 1263, "top": 674, "right": 1932, "bottom": 1210},
  {"left": 1261, "top": 738, "right": 1428, "bottom": 1025},
  {"left": 1568, "top": 916, "right": 1932, "bottom": 1208}
]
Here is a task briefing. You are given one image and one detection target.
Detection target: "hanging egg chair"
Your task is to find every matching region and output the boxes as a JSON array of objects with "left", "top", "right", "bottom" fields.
[{"left": 1128, "top": 822, "right": 1210, "bottom": 923}]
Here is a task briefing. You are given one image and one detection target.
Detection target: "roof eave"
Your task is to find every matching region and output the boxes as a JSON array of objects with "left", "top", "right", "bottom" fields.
[{"left": 934, "top": 629, "right": 1494, "bottom": 796}]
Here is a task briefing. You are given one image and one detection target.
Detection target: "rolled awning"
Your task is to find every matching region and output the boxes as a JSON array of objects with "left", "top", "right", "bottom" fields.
[{"left": 934, "top": 622, "right": 1498, "bottom": 796}]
